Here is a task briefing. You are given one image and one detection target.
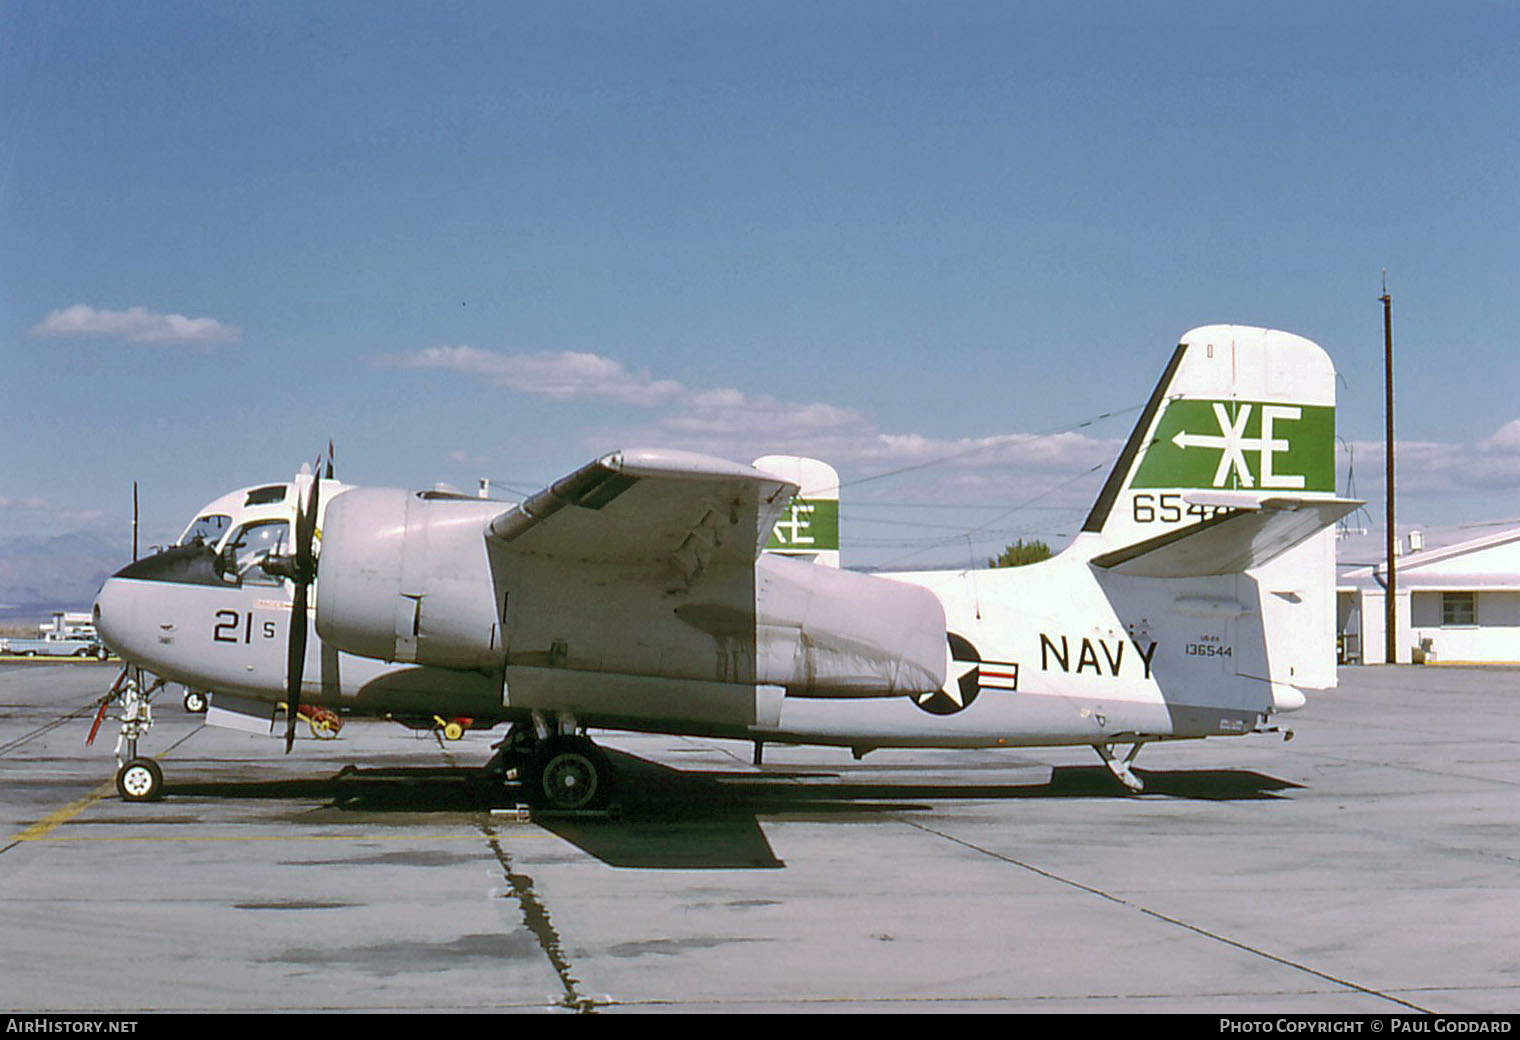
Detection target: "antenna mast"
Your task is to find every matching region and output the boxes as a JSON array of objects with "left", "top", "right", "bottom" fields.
[{"left": 1381, "top": 274, "right": 1397, "bottom": 664}]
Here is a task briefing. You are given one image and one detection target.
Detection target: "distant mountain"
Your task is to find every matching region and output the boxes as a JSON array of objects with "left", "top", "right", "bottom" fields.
[{"left": 0, "top": 532, "right": 125, "bottom": 619}]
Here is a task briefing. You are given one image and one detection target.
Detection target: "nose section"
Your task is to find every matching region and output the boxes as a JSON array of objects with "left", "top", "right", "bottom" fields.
[
  {"left": 93, "top": 574, "right": 135, "bottom": 661},
  {"left": 93, "top": 543, "right": 223, "bottom": 666}
]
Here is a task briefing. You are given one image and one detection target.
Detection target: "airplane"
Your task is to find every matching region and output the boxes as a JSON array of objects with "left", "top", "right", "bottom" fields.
[{"left": 92, "top": 324, "right": 1358, "bottom": 808}]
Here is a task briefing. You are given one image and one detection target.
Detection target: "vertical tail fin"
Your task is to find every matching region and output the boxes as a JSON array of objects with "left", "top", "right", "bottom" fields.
[
  {"left": 752, "top": 456, "right": 840, "bottom": 568},
  {"left": 1079, "top": 325, "right": 1339, "bottom": 554},
  {"left": 1079, "top": 326, "right": 1353, "bottom": 696}
]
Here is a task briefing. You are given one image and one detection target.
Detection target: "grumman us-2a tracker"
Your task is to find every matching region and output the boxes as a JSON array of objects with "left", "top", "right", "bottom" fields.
[{"left": 93, "top": 325, "right": 1356, "bottom": 810}]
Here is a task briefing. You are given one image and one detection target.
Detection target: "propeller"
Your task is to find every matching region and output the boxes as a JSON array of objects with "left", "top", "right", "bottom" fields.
[{"left": 262, "top": 456, "right": 323, "bottom": 753}]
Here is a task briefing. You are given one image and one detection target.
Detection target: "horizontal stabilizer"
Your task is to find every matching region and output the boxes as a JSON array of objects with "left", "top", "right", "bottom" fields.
[{"left": 1089, "top": 497, "right": 1361, "bottom": 578}]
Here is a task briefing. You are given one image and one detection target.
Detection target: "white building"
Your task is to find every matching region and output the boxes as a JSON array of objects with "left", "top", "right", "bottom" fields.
[{"left": 1338, "top": 525, "right": 1520, "bottom": 665}]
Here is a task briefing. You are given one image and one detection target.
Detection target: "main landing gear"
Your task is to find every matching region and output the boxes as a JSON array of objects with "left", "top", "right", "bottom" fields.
[{"left": 484, "top": 713, "right": 615, "bottom": 812}]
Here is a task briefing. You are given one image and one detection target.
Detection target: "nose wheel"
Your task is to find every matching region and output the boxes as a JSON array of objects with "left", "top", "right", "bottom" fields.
[{"left": 115, "top": 757, "right": 163, "bottom": 802}]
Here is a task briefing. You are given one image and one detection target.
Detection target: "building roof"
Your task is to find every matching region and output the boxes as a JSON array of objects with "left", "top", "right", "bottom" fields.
[{"left": 1338, "top": 522, "right": 1520, "bottom": 592}]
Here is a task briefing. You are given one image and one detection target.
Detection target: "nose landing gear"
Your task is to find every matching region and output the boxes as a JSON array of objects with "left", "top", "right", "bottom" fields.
[{"left": 105, "top": 671, "right": 166, "bottom": 802}]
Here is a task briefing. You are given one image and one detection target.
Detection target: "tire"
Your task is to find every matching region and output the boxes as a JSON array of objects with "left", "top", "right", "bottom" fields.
[
  {"left": 183, "top": 690, "right": 208, "bottom": 714},
  {"left": 524, "top": 737, "right": 612, "bottom": 811},
  {"left": 116, "top": 758, "right": 164, "bottom": 802}
]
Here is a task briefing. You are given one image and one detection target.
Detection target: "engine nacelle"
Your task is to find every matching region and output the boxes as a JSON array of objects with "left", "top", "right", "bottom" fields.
[
  {"left": 316, "top": 488, "right": 504, "bottom": 670},
  {"left": 757, "top": 555, "right": 945, "bottom": 696},
  {"left": 317, "top": 485, "right": 946, "bottom": 699}
]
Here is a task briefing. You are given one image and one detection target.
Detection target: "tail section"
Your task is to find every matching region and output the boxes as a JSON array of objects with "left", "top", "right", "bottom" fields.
[
  {"left": 1078, "top": 325, "right": 1357, "bottom": 695},
  {"left": 1079, "top": 325, "right": 1341, "bottom": 556},
  {"left": 753, "top": 456, "right": 840, "bottom": 568}
]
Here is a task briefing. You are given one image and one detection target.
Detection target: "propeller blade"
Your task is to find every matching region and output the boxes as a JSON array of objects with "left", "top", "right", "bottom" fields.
[
  {"left": 284, "top": 458, "right": 322, "bottom": 754},
  {"left": 325, "top": 440, "right": 334, "bottom": 480},
  {"left": 285, "top": 580, "right": 307, "bottom": 753}
]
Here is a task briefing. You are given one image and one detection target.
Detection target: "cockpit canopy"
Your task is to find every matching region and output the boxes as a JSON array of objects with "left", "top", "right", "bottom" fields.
[
  {"left": 170, "top": 478, "right": 346, "bottom": 587},
  {"left": 175, "top": 484, "right": 290, "bottom": 548},
  {"left": 178, "top": 513, "right": 231, "bottom": 547}
]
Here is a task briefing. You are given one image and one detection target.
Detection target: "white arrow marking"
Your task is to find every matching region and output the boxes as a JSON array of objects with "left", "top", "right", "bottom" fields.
[{"left": 1170, "top": 403, "right": 1256, "bottom": 488}]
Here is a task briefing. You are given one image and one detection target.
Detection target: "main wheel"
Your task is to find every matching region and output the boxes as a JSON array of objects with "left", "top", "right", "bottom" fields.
[
  {"left": 524, "top": 737, "right": 612, "bottom": 811},
  {"left": 183, "top": 690, "right": 208, "bottom": 713},
  {"left": 116, "top": 758, "right": 164, "bottom": 802}
]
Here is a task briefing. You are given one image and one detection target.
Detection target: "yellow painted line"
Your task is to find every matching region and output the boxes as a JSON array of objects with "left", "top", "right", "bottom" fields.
[{"left": 8, "top": 779, "right": 117, "bottom": 844}]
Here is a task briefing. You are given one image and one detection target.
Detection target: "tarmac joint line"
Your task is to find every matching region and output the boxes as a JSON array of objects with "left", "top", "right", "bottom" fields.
[{"left": 899, "top": 816, "right": 1437, "bottom": 1015}]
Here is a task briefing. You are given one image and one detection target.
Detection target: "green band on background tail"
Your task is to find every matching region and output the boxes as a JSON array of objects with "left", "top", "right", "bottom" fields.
[
  {"left": 1133, "top": 400, "right": 1335, "bottom": 492},
  {"left": 766, "top": 498, "right": 840, "bottom": 551}
]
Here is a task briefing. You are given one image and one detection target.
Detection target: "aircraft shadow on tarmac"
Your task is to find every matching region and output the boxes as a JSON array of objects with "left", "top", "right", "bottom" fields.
[{"left": 158, "top": 747, "right": 1302, "bottom": 870}]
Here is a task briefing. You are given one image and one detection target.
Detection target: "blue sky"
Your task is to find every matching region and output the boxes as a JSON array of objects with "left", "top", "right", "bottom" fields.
[{"left": 4, "top": 1, "right": 1518, "bottom": 567}]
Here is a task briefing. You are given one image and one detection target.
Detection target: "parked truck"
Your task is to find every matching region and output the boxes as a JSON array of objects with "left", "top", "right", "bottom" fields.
[{"left": 1, "top": 611, "right": 110, "bottom": 659}]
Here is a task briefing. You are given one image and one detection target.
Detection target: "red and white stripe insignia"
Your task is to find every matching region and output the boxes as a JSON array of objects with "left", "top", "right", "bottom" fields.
[{"left": 978, "top": 662, "right": 1019, "bottom": 691}]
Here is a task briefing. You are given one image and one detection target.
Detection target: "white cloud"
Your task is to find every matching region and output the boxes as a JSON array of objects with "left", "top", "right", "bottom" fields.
[
  {"left": 447, "top": 449, "right": 493, "bottom": 467},
  {"left": 0, "top": 493, "right": 107, "bottom": 536},
  {"left": 1479, "top": 419, "right": 1520, "bottom": 456},
  {"left": 393, "top": 346, "right": 685, "bottom": 406},
  {"left": 386, "top": 343, "right": 1124, "bottom": 506},
  {"left": 30, "top": 304, "right": 240, "bottom": 346},
  {"left": 1340, "top": 419, "right": 1520, "bottom": 497}
]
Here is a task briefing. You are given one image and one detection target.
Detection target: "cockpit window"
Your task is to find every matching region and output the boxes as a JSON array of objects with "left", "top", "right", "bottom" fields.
[
  {"left": 179, "top": 514, "right": 231, "bottom": 547},
  {"left": 244, "top": 485, "right": 287, "bottom": 507},
  {"left": 219, "top": 520, "right": 291, "bottom": 585}
]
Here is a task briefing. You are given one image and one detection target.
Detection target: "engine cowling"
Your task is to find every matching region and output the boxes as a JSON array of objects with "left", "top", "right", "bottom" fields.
[{"left": 316, "top": 488, "right": 504, "bottom": 670}]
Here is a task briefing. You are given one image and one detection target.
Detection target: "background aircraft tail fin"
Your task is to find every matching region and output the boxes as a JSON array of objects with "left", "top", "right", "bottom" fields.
[{"left": 753, "top": 456, "right": 840, "bottom": 567}]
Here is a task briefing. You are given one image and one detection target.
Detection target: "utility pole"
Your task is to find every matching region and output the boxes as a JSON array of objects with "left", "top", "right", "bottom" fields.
[{"left": 1382, "top": 277, "right": 1397, "bottom": 664}]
